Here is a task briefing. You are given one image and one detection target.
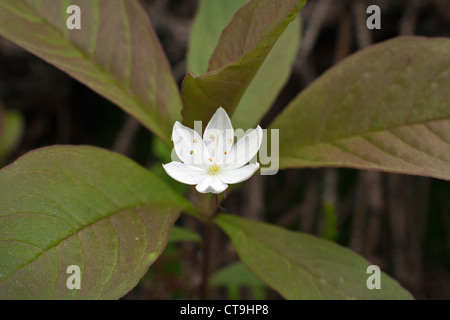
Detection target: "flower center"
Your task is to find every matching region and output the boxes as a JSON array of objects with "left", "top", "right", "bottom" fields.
[{"left": 208, "top": 164, "right": 221, "bottom": 175}]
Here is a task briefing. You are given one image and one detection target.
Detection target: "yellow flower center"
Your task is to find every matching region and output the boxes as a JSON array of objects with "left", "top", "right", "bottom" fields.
[{"left": 208, "top": 164, "right": 221, "bottom": 175}]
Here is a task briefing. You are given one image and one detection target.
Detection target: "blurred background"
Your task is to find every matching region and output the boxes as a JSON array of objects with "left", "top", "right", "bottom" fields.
[{"left": 0, "top": 0, "right": 449, "bottom": 299}]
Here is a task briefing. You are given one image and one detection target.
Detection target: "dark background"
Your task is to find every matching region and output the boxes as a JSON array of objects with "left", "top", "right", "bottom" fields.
[{"left": 0, "top": 0, "right": 449, "bottom": 299}]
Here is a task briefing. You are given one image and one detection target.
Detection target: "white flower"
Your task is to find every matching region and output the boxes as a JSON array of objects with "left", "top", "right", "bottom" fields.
[{"left": 163, "top": 107, "right": 263, "bottom": 194}]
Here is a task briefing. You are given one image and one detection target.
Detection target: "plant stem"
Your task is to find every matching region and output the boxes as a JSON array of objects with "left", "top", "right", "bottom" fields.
[
  {"left": 200, "top": 194, "right": 225, "bottom": 299},
  {"left": 200, "top": 220, "right": 213, "bottom": 300}
]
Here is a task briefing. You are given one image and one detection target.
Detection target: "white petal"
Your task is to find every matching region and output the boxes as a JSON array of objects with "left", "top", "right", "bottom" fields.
[
  {"left": 195, "top": 176, "right": 228, "bottom": 194},
  {"left": 225, "top": 126, "right": 263, "bottom": 170},
  {"left": 203, "top": 107, "right": 234, "bottom": 163},
  {"left": 219, "top": 163, "right": 260, "bottom": 184},
  {"left": 172, "top": 121, "right": 209, "bottom": 167},
  {"left": 163, "top": 162, "right": 208, "bottom": 185},
  {"left": 203, "top": 107, "right": 233, "bottom": 138}
]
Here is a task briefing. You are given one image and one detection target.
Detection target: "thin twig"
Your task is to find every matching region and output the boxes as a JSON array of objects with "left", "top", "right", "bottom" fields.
[
  {"left": 243, "top": 174, "right": 264, "bottom": 220},
  {"left": 350, "top": 171, "right": 368, "bottom": 254},
  {"left": 112, "top": 116, "right": 140, "bottom": 155},
  {"left": 352, "top": 0, "right": 373, "bottom": 49},
  {"left": 295, "top": 0, "right": 333, "bottom": 68},
  {"left": 333, "top": 10, "right": 353, "bottom": 64},
  {"left": 400, "top": 0, "right": 423, "bottom": 35}
]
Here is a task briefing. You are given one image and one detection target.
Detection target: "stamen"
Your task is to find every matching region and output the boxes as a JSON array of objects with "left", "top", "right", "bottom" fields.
[
  {"left": 209, "top": 133, "right": 214, "bottom": 139},
  {"left": 224, "top": 151, "right": 227, "bottom": 155},
  {"left": 208, "top": 157, "right": 213, "bottom": 162},
  {"left": 208, "top": 164, "right": 221, "bottom": 175},
  {"left": 193, "top": 138, "right": 198, "bottom": 143},
  {"left": 228, "top": 138, "right": 233, "bottom": 144},
  {"left": 190, "top": 150, "right": 194, "bottom": 155}
]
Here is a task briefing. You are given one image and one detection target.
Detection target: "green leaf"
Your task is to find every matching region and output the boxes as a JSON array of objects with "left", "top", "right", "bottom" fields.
[
  {"left": 232, "top": 18, "right": 300, "bottom": 130},
  {"left": 187, "top": 0, "right": 301, "bottom": 131},
  {"left": 0, "top": 0, "right": 181, "bottom": 145},
  {"left": 270, "top": 37, "right": 450, "bottom": 180},
  {"left": 0, "top": 146, "right": 192, "bottom": 299},
  {"left": 187, "top": 0, "right": 251, "bottom": 76},
  {"left": 168, "top": 225, "right": 201, "bottom": 244},
  {"left": 0, "top": 110, "right": 24, "bottom": 163},
  {"left": 215, "top": 214, "right": 413, "bottom": 300},
  {"left": 182, "top": 0, "right": 306, "bottom": 128},
  {"left": 209, "top": 261, "right": 266, "bottom": 300}
]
